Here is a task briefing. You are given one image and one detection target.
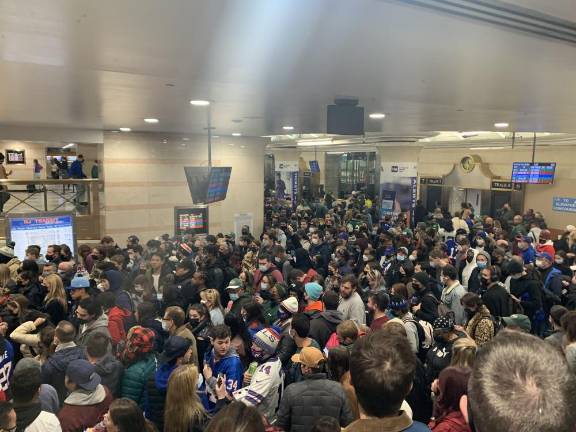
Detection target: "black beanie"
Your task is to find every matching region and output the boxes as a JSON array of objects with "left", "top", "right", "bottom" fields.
[
  {"left": 506, "top": 260, "right": 524, "bottom": 275},
  {"left": 413, "top": 272, "right": 430, "bottom": 286}
]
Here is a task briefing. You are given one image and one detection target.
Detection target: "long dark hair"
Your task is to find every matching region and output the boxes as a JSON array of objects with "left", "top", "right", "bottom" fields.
[
  {"left": 109, "top": 398, "right": 156, "bottom": 432},
  {"left": 205, "top": 401, "right": 264, "bottom": 432},
  {"left": 242, "top": 301, "right": 266, "bottom": 326}
]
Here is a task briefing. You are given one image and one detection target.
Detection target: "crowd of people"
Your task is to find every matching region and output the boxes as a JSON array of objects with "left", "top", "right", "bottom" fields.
[{"left": 0, "top": 193, "right": 574, "bottom": 431}]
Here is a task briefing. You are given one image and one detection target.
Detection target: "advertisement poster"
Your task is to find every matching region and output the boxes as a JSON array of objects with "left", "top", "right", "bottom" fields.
[
  {"left": 381, "top": 190, "right": 397, "bottom": 215},
  {"left": 274, "top": 160, "right": 299, "bottom": 206},
  {"left": 380, "top": 162, "right": 418, "bottom": 221},
  {"left": 234, "top": 213, "right": 254, "bottom": 239}
]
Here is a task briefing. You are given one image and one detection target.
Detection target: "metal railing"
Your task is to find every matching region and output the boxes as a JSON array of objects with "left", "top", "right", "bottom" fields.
[{"left": 0, "top": 179, "right": 102, "bottom": 239}]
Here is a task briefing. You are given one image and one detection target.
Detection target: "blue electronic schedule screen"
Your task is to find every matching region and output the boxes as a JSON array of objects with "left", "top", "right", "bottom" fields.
[
  {"left": 206, "top": 167, "right": 232, "bottom": 204},
  {"left": 7, "top": 213, "right": 76, "bottom": 260},
  {"left": 511, "top": 162, "right": 556, "bottom": 184}
]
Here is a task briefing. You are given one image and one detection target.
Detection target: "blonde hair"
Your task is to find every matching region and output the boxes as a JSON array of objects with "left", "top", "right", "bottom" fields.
[
  {"left": 201, "top": 289, "right": 224, "bottom": 313},
  {"left": 164, "top": 365, "right": 207, "bottom": 432},
  {"left": 0, "top": 264, "right": 12, "bottom": 289},
  {"left": 43, "top": 274, "right": 68, "bottom": 312},
  {"left": 450, "top": 337, "right": 478, "bottom": 369}
]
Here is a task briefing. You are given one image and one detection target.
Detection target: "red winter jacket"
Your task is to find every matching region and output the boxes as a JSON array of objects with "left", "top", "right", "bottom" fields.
[
  {"left": 58, "top": 385, "right": 113, "bottom": 432},
  {"left": 429, "top": 411, "right": 472, "bottom": 432},
  {"left": 107, "top": 306, "right": 132, "bottom": 345}
]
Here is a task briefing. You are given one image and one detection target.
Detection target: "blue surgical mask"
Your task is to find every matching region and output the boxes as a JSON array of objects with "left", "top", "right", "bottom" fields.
[
  {"left": 229, "top": 293, "right": 239, "bottom": 301},
  {"left": 396, "top": 255, "right": 406, "bottom": 262},
  {"left": 260, "top": 282, "right": 269, "bottom": 291},
  {"left": 477, "top": 261, "right": 487, "bottom": 269}
]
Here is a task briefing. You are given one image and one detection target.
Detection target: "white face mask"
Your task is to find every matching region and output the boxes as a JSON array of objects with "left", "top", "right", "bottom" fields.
[
  {"left": 311, "top": 238, "right": 320, "bottom": 245},
  {"left": 362, "top": 255, "right": 370, "bottom": 262},
  {"left": 161, "top": 320, "right": 170, "bottom": 332},
  {"left": 555, "top": 258, "right": 564, "bottom": 265},
  {"left": 258, "top": 264, "right": 268, "bottom": 272},
  {"left": 260, "top": 282, "right": 269, "bottom": 290}
]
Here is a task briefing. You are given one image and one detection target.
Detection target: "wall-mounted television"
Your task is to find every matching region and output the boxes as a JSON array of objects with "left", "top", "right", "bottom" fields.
[
  {"left": 206, "top": 167, "right": 232, "bottom": 204},
  {"left": 511, "top": 162, "right": 556, "bottom": 184}
]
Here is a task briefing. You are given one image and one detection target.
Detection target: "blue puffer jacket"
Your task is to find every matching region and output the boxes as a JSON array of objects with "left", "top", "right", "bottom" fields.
[{"left": 121, "top": 355, "right": 158, "bottom": 408}]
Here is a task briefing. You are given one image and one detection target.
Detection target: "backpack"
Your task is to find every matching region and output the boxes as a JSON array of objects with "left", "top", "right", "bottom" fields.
[
  {"left": 403, "top": 317, "right": 433, "bottom": 361},
  {"left": 425, "top": 293, "right": 451, "bottom": 318}
]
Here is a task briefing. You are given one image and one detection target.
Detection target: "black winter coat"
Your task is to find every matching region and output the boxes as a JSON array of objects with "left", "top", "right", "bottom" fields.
[
  {"left": 412, "top": 288, "right": 439, "bottom": 324},
  {"left": 276, "top": 373, "right": 355, "bottom": 432},
  {"left": 308, "top": 310, "right": 343, "bottom": 349},
  {"left": 510, "top": 275, "right": 542, "bottom": 320},
  {"left": 482, "top": 283, "right": 512, "bottom": 318}
]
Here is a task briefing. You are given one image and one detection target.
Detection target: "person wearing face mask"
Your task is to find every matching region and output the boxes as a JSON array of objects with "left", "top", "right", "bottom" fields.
[
  {"left": 454, "top": 238, "right": 475, "bottom": 289},
  {"left": 186, "top": 303, "right": 212, "bottom": 370},
  {"left": 253, "top": 254, "right": 284, "bottom": 293},
  {"left": 272, "top": 245, "right": 293, "bottom": 282},
  {"left": 240, "top": 301, "right": 266, "bottom": 339},
  {"left": 75, "top": 297, "right": 111, "bottom": 348},
  {"left": 410, "top": 272, "right": 440, "bottom": 324},
  {"left": 440, "top": 265, "right": 467, "bottom": 326},
  {"left": 425, "top": 316, "right": 463, "bottom": 384},
  {"left": 508, "top": 259, "right": 543, "bottom": 332},
  {"left": 225, "top": 278, "right": 252, "bottom": 317},
  {"left": 534, "top": 252, "right": 563, "bottom": 336},
  {"left": 473, "top": 231, "right": 492, "bottom": 255},
  {"left": 553, "top": 251, "right": 573, "bottom": 277},
  {"left": 272, "top": 296, "right": 298, "bottom": 367},
  {"left": 233, "top": 328, "right": 283, "bottom": 421},
  {"left": 516, "top": 235, "right": 536, "bottom": 265},
  {"left": 536, "top": 229, "right": 556, "bottom": 257},
  {"left": 309, "top": 232, "right": 331, "bottom": 277},
  {"left": 467, "top": 251, "right": 491, "bottom": 296},
  {"left": 385, "top": 247, "right": 414, "bottom": 288},
  {"left": 161, "top": 306, "right": 198, "bottom": 366},
  {"left": 460, "top": 293, "right": 495, "bottom": 346},
  {"left": 480, "top": 266, "right": 511, "bottom": 319}
]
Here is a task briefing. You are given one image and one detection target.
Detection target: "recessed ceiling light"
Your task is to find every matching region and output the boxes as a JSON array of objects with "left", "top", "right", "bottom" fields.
[
  {"left": 212, "top": 135, "right": 220, "bottom": 139},
  {"left": 144, "top": 118, "right": 159, "bottom": 124},
  {"left": 232, "top": 133, "right": 242, "bottom": 137},
  {"left": 494, "top": 122, "right": 509, "bottom": 128},
  {"left": 369, "top": 113, "right": 386, "bottom": 120},
  {"left": 228, "top": 143, "right": 235, "bottom": 147},
  {"left": 283, "top": 126, "right": 295, "bottom": 131},
  {"left": 182, "top": 137, "right": 190, "bottom": 141},
  {"left": 190, "top": 100, "right": 210, "bottom": 106},
  {"left": 240, "top": 145, "right": 246, "bottom": 148},
  {"left": 119, "top": 127, "right": 131, "bottom": 132}
]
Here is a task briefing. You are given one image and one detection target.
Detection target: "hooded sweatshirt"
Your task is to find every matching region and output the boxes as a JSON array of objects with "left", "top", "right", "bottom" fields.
[
  {"left": 94, "top": 354, "right": 124, "bottom": 397},
  {"left": 309, "top": 310, "right": 343, "bottom": 349},
  {"left": 58, "top": 385, "right": 113, "bottom": 432},
  {"left": 76, "top": 314, "right": 111, "bottom": 347}
]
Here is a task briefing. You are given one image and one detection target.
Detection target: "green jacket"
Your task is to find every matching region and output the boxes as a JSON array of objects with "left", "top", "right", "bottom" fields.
[
  {"left": 262, "top": 300, "right": 279, "bottom": 325},
  {"left": 121, "top": 355, "right": 158, "bottom": 408}
]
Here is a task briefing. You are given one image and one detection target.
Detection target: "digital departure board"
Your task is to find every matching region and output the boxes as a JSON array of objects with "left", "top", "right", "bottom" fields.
[
  {"left": 511, "top": 162, "right": 556, "bottom": 184},
  {"left": 206, "top": 167, "right": 232, "bottom": 204},
  {"left": 174, "top": 206, "right": 209, "bottom": 236}
]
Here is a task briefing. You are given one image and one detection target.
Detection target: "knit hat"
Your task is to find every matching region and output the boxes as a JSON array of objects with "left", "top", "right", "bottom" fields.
[
  {"left": 433, "top": 315, "right": 455, "bottom": 331},
  {"left": 0, "top": 243, "right": 14, "bottom": 258},
  {"left": 253, "top": 328, "right": 280, "bottom": 355},
  {"left": 506, "top": 260, "right": 524, "bottom": 275},
  {"left": 412, "top": 272, "right": 430, "bottom": 287},
  {"left": 122, "top": 326, "right": 155, "bottom": 362},
  {"left": 279, "top": 297, "right": 299, "bottom": 314},
  {"left": 304, "top": 282, "right": 323, "bottom": 301}
]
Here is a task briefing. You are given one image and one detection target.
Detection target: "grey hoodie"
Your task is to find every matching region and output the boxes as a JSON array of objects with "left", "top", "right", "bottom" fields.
[
  {"left": 76, "top": 314, "right": 111, "bottom": 347},
  {"left": 94, "top": 354, "right": 124, "bottom": 397}
]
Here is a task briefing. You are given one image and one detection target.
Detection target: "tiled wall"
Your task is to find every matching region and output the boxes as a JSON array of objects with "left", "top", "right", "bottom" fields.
[{"left": 102, "top": 132, "right": 265, "bottom": 241}]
